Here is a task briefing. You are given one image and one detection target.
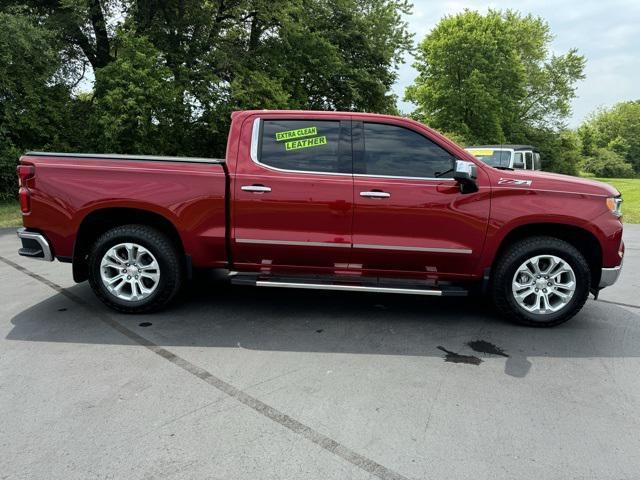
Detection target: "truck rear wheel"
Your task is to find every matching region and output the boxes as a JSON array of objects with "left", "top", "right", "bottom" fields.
[
  {"left": 491, "top": 236, "right": 590, "bottom": 327},
  {"left": 88, "top": 225, "right": 183, "bottom": 313}
]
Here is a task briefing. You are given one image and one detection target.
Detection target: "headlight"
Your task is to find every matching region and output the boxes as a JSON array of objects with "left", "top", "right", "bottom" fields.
[{"left": 606, "top": 196, "right": 623, "bottom": 217}]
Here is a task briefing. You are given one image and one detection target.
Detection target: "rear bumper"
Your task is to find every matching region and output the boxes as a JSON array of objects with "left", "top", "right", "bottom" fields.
[
  {"left": 17, "top": 228, "right": 53, "bottom": 261},
  {"left": 599, "top": 260, "right": 622, "bottom": 288}
]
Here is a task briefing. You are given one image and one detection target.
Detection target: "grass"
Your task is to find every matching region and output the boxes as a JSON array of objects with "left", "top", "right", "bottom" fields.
[
  {"left": 590, "top": 177, "right": 640, "bottom": 224},
  {"left": 0, "top": 200, "right": 21, "bottom": 228}
]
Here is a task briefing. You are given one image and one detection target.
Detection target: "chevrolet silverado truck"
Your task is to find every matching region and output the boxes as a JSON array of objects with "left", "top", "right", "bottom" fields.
[{"left": 16, "top": 110, "right": 624, "bottom": 326}]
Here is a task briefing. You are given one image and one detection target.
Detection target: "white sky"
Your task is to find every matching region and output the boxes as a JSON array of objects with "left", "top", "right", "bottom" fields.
[{"left": 392, "top": 0, "right": 640, "bottom": 127}]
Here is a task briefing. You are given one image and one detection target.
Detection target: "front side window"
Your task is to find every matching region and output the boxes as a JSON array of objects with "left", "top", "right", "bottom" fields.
[
  {"left": 259, "top": 120, "right": 343, "bottom": 173},
  {"left": 361, "top": 122, "right": 455, "bottom": 178}
]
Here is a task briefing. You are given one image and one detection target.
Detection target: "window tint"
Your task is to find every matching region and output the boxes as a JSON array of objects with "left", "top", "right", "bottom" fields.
[
  {"left": 362, "top": 123, "right": 454, "bottom": 178},
  {"left": 260, "top": 120, "right": 342, "bottom": 173}
]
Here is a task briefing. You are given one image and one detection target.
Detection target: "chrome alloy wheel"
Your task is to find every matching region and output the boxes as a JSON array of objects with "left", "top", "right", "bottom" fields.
[
  {"left": 100, "top": 243, "right": 160, "bottom": 301},
  {"left": 511, "top": 254, "right": 576, "bottom": 315}
]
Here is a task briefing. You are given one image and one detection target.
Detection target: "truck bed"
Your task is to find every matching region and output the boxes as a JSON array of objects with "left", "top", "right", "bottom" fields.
[{"left": 20, "top": 152, "right": 229, "bottom": 269}]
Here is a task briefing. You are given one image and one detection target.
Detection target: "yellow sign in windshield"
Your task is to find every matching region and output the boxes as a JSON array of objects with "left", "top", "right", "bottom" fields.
[{"left": 467, "top": 149, "right": 494, "bottom": 156}]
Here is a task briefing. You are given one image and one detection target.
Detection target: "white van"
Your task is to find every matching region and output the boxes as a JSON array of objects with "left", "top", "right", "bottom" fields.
[{"left": 465, "top": 145, "right": 542, "bottom": 170}]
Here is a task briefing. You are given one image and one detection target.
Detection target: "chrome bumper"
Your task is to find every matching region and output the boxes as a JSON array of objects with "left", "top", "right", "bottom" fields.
[
  {"left": 17, "top": 228, "right": 53, "bottom": 262},
  {"left": 599, "top": 260, "right": 623, "bottom": 288}
]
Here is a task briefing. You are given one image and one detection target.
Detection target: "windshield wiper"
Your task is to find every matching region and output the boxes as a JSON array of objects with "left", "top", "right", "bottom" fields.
[{"left": 494, "top": 166, "right": 514, "bottom": 171}]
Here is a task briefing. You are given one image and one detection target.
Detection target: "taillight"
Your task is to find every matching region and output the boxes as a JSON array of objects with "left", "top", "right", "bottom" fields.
[{"left": 17, "top": 164, "right": 35, "bottom": 213}]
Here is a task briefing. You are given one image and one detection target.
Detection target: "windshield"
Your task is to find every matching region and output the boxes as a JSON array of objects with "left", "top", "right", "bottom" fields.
[{"left": 465, "top": 148, "right": 512, "bottom": 167}]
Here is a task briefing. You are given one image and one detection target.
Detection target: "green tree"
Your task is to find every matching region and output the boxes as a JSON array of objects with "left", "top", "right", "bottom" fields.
[
  {"left": 4, "top": 0, "right": 412, "bottom": 157},
  {"left": 578, "top": 101, "right": 640, "bottom": 173},
  {"left": 405, "top": 9, "right": 585, "bottom": 146},
  {"left": 583, "top": 148, "right": 635, "bottom": 178},
  {"left": 4, "top": 0, "right": 116, "bottom": 72},
  {"left": 123, "top": 0, "right": 413, "bottom": 156},
  {"left": 527, "top": 128, "right": 581, "bottom": 175},
  {"left": 91, "top": 32, "right": 182, "bottom": 154},
  {"left": 0, "top": 11, "right": 76, "bottom": 200}
]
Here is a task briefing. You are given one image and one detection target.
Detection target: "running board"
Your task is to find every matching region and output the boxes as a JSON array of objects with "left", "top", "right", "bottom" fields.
[{"left": 230, "top": 274, "right": 467, "bottom": 297}]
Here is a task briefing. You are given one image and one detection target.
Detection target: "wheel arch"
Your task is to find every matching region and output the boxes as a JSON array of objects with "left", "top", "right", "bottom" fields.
[
  {"left": 72, "top": 207, "right": 186, "bottom": 282},
  {"left": 490, "top": 222, "right": 603, "bottom": 288}
]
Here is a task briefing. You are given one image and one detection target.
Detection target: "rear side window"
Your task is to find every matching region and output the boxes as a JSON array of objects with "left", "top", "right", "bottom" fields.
[
  {"left": 259, "top": 120, "right": 343, "bottom": 173},
  {"left": 361, "top": 122, "right": 455, "bottom": 178}
]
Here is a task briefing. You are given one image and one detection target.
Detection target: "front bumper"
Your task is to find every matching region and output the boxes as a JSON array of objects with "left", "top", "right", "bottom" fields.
[
  {"left": 17, "top": 228, "right": 53, "bottom": 262},
  {"left": 599, "top": 260, "right": 623, "bottom": 288}
]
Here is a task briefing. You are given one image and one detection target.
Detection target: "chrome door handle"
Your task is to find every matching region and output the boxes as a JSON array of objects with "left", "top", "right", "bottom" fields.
[
  {"left": 360, "top": 191, "right": 390, "bottom": 198},
  {"left": 241, "top": 185, "right": 272, "bottom": 193}
]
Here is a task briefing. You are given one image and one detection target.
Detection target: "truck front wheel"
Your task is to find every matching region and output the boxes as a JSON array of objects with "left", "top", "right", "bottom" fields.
[
  {"left": 88, "top": 225, "right": 183, "bottom": 313},
  {"left": 491, "top": 236, "right": 590, "bottom": 327}
]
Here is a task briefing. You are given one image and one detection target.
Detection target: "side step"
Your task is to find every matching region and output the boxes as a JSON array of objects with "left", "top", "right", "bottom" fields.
[{"left": 230, "top": 274, "right": 467, "bottom": 297}]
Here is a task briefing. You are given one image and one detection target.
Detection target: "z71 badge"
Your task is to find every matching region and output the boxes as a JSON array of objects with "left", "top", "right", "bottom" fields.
[{"left": 498, "top": 178, "right": 533, "bottom": 186}]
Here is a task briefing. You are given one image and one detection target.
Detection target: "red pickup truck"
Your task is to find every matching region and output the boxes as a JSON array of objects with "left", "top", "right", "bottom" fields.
[{"left": 16, "top": 110, "right": 624, "bottom": 326}]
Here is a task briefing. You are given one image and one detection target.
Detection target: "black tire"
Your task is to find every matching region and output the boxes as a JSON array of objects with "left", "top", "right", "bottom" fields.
[
  {"left": 88, "top": 225, "right": 183, "bottom": 313},
  {"left": 491, "top": 236, "right": 590, "bottom": 327}
]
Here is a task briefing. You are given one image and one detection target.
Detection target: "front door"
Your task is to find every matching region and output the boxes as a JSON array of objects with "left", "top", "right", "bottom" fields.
[
  {"left": 232, "top": 115, "right": 353, "bottom": 274},
  {"left": 349, "top": 120, "right": 490, "bottom": 280}
]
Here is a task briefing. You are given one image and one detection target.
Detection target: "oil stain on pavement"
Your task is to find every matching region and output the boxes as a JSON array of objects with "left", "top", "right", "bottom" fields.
[
  {"left": 436, "top": 346, "right": 482, "bottom": 365},
  {"left": 437, "top": 340, "right": 532, "bottom": 378},
  {"left": 467, "top": 339, "right": 509, "bottom": 357},
  {"left": 467, "top": 339, "right": 532, "bottom": 378}
]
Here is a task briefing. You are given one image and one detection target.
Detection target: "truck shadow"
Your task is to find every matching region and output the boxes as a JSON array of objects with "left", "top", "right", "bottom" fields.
[{"left": 7, "top": 276, "right": 640, "bottom": 378}]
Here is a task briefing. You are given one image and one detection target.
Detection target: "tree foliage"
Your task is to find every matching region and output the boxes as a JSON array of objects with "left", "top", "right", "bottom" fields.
[
  {"left": 91, "top": 31, "right": 183, "bottom": 154},
  {"left": 527, "top": 128, "right": 582, "bottom": 176},
  {"left": 0, "top": 11, "right": 77, "bottom": 200},
  {"left": 405, "top": 9, "right": 585, "bottom": 146},
  {"left": 582, "top": 148, "right": 635, "bottom": 178},
  {"left": 1, "top": 0, "right": 412, "bottom": 161},
  {"left": 578, "top": 101, "right": 640, "bottom": 175}
]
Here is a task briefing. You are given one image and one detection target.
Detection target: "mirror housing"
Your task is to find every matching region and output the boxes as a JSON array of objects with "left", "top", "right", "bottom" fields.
[{"left": 453, "top": 160, "right": 478, "bottom": 193}]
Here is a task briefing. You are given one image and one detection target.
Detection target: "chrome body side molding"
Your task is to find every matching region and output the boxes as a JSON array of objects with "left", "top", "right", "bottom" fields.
[
  {"left": 235, "top": 238, "right": 471, "bottom": 254},
  {"left": 353, "top": 244, "right": 472, "bottom": 254},
  {"left": 236, "top": 239, "right": 351, "bottom": 248}
]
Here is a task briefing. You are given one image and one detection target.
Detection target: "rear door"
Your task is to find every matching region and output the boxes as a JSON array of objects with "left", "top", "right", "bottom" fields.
[
  {"left": 232, "top": 115, "right": 353, "bottom": 273},
  {"left": 350, "top": 120, "right": 490, "bottom": 279}
]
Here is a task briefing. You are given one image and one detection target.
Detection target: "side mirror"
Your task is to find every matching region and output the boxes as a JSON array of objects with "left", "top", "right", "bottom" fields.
[
  {"left": 513, "top": 161, "right": 525, "bottom": 169},
  {"left": 453, "top": 160, "right": 478, "bottom": 193}
]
